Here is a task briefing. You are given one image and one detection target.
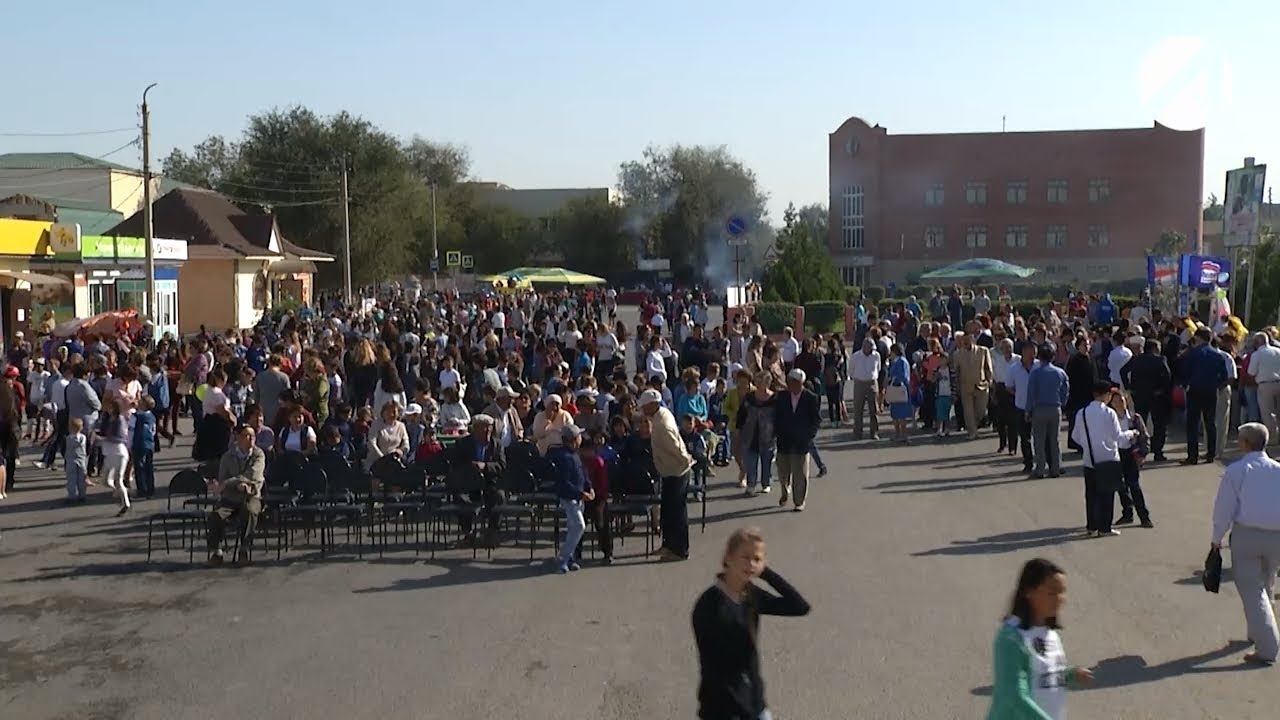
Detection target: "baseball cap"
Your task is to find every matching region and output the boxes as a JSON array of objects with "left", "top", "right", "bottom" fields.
[
  {"left": 405, "top": 403, "right": 423, "bottom": 416},
  {"left": 638, "top": 388, "right": 663, "bottom": 406},
  {"left": 560, "top": 424, "right": 582, "bottom": 442},
  {"left": 3, "top": 366, "right": 17, "bottom": 378}
]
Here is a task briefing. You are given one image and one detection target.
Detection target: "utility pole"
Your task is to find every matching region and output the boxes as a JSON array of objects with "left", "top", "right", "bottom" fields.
[
  {"left": 431, "top": 183, "right": 439, "bottom": 290},
  {"left": 340, "top": 159, "right": 352, "bottom": 304},
  {"left": 141, "top": 83, "right": 157, "bottom": 327}
]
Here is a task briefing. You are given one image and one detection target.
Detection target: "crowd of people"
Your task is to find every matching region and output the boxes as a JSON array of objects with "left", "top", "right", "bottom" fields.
[{"left": 2, "top": 281, "right": 1277, "bottom": 718}]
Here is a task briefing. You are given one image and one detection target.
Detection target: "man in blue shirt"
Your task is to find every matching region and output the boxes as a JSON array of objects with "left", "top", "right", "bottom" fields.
[
  {"left": 1006, "top": 342, "right": 1040, "bottom": 473},
  {"left": 1026, "top": 344, "right": 1070, "bottom": 477},
  {"left": 1181, "top": 328, "right": 1230, "bottom": 464}
]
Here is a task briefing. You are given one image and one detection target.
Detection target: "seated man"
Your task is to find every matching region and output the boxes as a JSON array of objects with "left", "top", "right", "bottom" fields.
[
  {"left": 206, "top": 423, "right": 267, "bottom": 566},
  {"left": 449, "top": 414, "right": 506, "bottom": 545}
]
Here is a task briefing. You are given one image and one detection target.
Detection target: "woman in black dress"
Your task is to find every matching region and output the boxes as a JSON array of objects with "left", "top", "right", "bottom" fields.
[{"left": 692, "top": 527, "right": 810, "bottom": 720}]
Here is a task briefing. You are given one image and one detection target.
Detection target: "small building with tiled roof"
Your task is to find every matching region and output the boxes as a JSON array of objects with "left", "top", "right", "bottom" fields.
[{"left": 110, "top": 188, "right": 333, "bottom": 332}]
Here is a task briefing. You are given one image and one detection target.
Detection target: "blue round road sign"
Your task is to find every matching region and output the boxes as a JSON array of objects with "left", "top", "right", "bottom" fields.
[{"left": 726, "top": 216, "right": 747, "bottom": 237}]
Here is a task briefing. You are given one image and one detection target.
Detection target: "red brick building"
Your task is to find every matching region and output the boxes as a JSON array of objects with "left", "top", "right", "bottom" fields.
[{"left": 827, "top": 117, "right": 1204, "bottom": 287}]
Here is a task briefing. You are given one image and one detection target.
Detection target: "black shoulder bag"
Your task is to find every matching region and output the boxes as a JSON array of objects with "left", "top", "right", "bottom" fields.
[{"left": 1082, "top": 405, "right": 1124, "bottom": 492}]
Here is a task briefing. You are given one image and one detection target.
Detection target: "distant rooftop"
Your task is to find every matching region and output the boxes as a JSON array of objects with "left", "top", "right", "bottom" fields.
[{"left": 0, "top": 151, "right": 139, "bottom": 174}]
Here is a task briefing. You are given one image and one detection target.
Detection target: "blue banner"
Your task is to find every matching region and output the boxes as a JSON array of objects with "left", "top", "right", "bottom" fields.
[{"left": 1178, "top": 254, "right": 1232, "bottom": 289}]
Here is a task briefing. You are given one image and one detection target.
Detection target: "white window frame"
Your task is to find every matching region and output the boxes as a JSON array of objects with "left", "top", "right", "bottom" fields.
[
  {"left": 1087, "top": 224, "right": 1109, "bottom": 247},
  {"left": 841, "top": 185, "right": 865, "bottom": 250},
  {"left": 924, "top": 224, "right": 944, "bottom": 248},
  {"left": 965, "top": 182, "right": 988, "bottom": 206},
  {"left": 1005, "top": 224, "right": 1027, "bottom": 248},
  {"left": 924, "top": 183, "right": 945, "bottom": 207},
  {"left": 965, "top": 224, "right": 988, "bottom": 248},
  {"left": 1006, "top": 180, "right": 1027, "bottom": 205},
  {"left": 1046, "top": 224, "right": 1067, "bottom": 248},
  {"left": 1047, "top": 179, "right": 1069, "bottom": 204},
  {"left": 1088, "top": 178, "right": 1111, "bottom": 203},
  {"left": 841, "top": 266, "right": 871, "bottom": 287}
]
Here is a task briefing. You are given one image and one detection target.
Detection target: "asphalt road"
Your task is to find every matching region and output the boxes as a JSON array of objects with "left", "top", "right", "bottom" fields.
[{"left": 1, "top": 405, "right": 1276, "bottom": 719}]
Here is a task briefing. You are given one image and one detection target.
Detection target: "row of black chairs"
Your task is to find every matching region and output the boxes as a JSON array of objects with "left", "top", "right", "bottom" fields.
[{"left": 145, "top": 441, "right": 682, "bottom": 564}]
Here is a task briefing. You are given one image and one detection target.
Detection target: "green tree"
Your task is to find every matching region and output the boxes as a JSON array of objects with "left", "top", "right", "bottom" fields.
[
  {"left": 1243, "top": 225, "right": 1280, "bottom": 328},
  {"left": 551, "top": 195, "right": 633, "bottom": 277},
  {"left": 1204, "top": 194, "right": 1224, "bottom": 221},
  {"left": 1149, "top": 229, "right": 1188, "bottom": 256},
  {"left": 795, "top": 203, "right": 829, "bottom": 245},
  {"left": 617, "top": 144, "right": 769, "bottom": 283},
  {"left": 456, "top": 202, "right": 538, "bottom": 273},
  {"left": 760, "top": 203, "right": 843, "bottom": 304}
]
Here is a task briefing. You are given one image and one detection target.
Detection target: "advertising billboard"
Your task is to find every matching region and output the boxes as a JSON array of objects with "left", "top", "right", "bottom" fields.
[
  {"left": 1223, "top": 164, "right": 1267, "bottom": 247},
  {"left": 1178, "top": 254, "right": 1232, "bottom": 289}
]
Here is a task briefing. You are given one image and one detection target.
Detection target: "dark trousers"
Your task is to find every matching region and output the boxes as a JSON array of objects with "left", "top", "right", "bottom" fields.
[
  {"left": 576, "top": 498, "right": 614, "bottom": 559},
  {"left": 457, "top": 486, "right": 504, "bottom": 535},
  {"left": 1083, "top": 467, "right": 1115, "bottom": 533},
  {"left": 920, "top": 386, "right": 936, "bottom": 429},
  {"left": 207, "top": 496, "right": 262, "bottom": 552},
  {"left": 825, "top": 382, "right": 843, "bottom": 422},
  {"left": 1185, "top": 387, "right": 1218, "bottom": 459},
  {"left": 1066, "top": 401, "right": 1084, "bottom": 451},
  {"left": 994, "top": 385, "right": 1015, "bottom": 448},
  {"left": 40, "top": 408, "right": 68, "bottom": 466},
  {"left": 660, "top": 472, "right": 690, "bottom": 557},
  {"left": 1012, "top": 408, "right": 1033, "bottom": 467},
  {"left": 1132, "top": 395, "right": 1170, "bottom": 456},
  {"left": 134, "top": 449, "right": 156, "bottom": 497},
  {"left": 1116, "top": 451, "right": 1150, "bottom": 521},
  {"left": 3, "top": 452, "right": 12, "bottom": 492}
]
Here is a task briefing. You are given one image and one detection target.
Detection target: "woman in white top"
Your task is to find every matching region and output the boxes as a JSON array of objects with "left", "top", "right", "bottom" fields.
[
  {"left": 559, "top": 319, "right": 583, "bottom": 350},
  {"left": 276, "top": 406, "right": 317, "bottom": 456},
  {"left": 1108, "top": 390, "right": 1152, "bottom": 527},
  {"left": 645, "top": 336, "right": 667, "bottom": 384},
  {"left": 531, "top": 394, "right": 574, "bottom": 456},
  {"left": 373, "top": 362, "right": 407, "bottom": 414},
  {"left": 366, "top": 401, "right": 410, "bottom": 471},
  {"left": 991, "top": 338, "right": 1015, "bottom": 454},
  {"left": 438, "top": 386, "right": 471, "bottom": 432}
]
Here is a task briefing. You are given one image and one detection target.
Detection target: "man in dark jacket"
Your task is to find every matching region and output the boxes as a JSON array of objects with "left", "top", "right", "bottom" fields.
[
  {"left": 1180, "top": 328, "right": 1229, "bottom": 464},
  {"left": 772, "top": 369, "right": 822, "bottom": 511},
  {"left": 1120, "top": 339, "right": 1173, "bottom": 461},
  {"left": 449, "top": 414, "right": 506, "bottom": 545}
]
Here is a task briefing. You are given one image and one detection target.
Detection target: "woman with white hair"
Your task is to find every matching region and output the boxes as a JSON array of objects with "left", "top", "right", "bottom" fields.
[{"left": 532, "top": 394, "right": 574, "bottom": 455}]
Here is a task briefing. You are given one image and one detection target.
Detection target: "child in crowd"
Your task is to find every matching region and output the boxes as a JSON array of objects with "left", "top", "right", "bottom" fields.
[
  {"left": 318, "top": 424, "right": 353, "bottom": 462},
  {"left": 132, "top": 396, "right": 157, "bottom": 499},
  {"left": 226, "top": 366, "right": 253, "bottom": 420},
  {"left": 699, "top": 362, "right": 721, "bottom": 399},
  {"left": 648, "top": 375, "right": 673, "bottom": 410},
  {"left": 64, "top": 417, "right": 88, "bottom": 504},
  {"left": 934, "top": 354, "right": 953, "bottom": 438},
  {"left": 549, "top": 425, "right": 594, "bottom": 574},
  {"left": 352, "top": 406, "right": 374, "bottom": 461},
  {"left": 707, "top": 377, "right": 729, "bottom": 466},
  {"left": 576, "top": 431, "right": 613, "bottom": 565},
  {"left": 681, "top": 413, "right": 710, "bottom": 502},
  {"left": 326, "top": 360, "right": 344, "bottom": 417},
  {"left": 98, "top": 395, "right": 131, "bottom": 516},
  {"left": 244, "top": 405, "right": 276, "bottom": 458},
  {"left": 403, "top": 403, "right": 426, "bottom": 457}
]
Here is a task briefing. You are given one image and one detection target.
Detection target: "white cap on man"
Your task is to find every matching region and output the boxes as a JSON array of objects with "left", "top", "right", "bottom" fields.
[{"left": 638, "top": 389, "right": 663, "bottom": 407}]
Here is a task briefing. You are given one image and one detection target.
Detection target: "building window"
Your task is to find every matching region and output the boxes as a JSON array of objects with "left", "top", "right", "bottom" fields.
[
  {"left": 924, "top": 183, "right": 945, "bottom": 207},
  {"left": 1047, "top": 179, "right": 1069, "bottom": 204},
  {"left": 841, "top": 266, "right": 871, "bottom": 287},
  {"left": 841, "top": 185, "right": 865, "bottom": 250},
  {"left": 965, "top": 182, "right": 988, "bottom": 206},
  {"left": 1005, "top": 180, "right": 1028, "bottom": 205},
  {"left": 1042, "top": 264, "right": 1070, "bottom": 275},
  {"left": 1086, "top": 264, "right": 1111, "bottom": 274},
  {"left": 1005, "top": 224, "right": 1028, "bottom": 248},
  {"left": 1088, "top": 224, "right": 1109, "bottom": 247},
  {"left": 1089, "top": 178, "right": 1111, "bottom": 203},
  {"left": 965, "top": 224, "right": 988, "bottom": 248},
  {"left": 924, "top": 224, "right": 944, "bottom": 248},
  {"left": 1046, "top": 224, "right": 1067, "bottom": 248}
]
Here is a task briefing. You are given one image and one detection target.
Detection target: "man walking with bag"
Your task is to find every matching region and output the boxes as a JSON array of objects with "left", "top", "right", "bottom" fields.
[{"left": 1071, "top": 382, "right": 1137, "bottom": 538}]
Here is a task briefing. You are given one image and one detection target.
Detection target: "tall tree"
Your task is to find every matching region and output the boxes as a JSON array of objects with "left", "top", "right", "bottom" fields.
[
  {"left": 1204, "top": 194, "right": 1225, "bottom": 221},
  {"left": 617, "top": 144, "right": 769, "bottom": 285},
  {"left": 760, "top": 203, "right": 843, "bottom": 303},
  {"left": 552, "top": 195, "right": 633, "bottom": 277},
  {"left": 1148, "top": 229, "right": 1188, "bottom": 256}
]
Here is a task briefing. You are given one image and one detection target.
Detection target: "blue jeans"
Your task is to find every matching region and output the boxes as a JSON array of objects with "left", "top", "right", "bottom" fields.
[
  {"left": 808, "top": 440, "right": 826, "bottom": 473},
  {"left": 558, "top": 498, "right": 585, "bottom": 566},
  {"left": 1242, "top": 386, "right": 1261, "bottom": 424},
  {"left": 134, "top": 449, "right": 156, "bottom": 496},
  {"left": 745, "top": 446, "right": 775, "bottom": 490}
]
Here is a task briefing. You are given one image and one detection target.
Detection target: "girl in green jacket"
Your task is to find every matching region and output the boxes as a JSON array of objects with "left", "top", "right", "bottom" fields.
[{"left": 987, "top": 559, "right": 1093, "bottom": 720}]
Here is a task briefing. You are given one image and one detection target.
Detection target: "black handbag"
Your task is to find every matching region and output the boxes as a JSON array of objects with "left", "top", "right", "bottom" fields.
[
  {"left": 1082, "top": 407, "right": 1124, "bottom": 492},
  {"left": 1203, "top": 547, "right": 1223, "bottom": 593}
]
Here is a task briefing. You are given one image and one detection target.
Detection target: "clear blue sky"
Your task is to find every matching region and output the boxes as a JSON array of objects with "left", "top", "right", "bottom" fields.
[{"left": 2, "top": 0, "right": 1274, "bottom": 220}]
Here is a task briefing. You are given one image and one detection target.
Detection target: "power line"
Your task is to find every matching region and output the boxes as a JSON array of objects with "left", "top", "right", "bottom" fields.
[
  {"left": 0, "top": 139, "right": 140, "bottom": 189},
  {"left": 0, "top": 126, "right": 136, "bottom": 138},
  {"left": 219, "top": 193, "right": 338, "bottom": 208},
  {"left": 214, "top": 178, "right": 340, "bottom": 194}
]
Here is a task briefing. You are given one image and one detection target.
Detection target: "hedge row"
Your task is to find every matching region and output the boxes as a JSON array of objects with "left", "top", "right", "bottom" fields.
[{"left": 843, "top": 279, "right": 1150, "bottom": 305}]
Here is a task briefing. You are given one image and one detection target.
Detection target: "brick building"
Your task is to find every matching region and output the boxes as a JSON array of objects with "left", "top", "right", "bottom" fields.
[{"left": 827, "top": 117, "right": 1204, "bottom": 287}]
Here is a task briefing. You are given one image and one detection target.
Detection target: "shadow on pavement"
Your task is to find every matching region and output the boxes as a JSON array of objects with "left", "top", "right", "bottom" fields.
[
  {"left": 880, "top": 475, "right": 1041, "bottom": 495},
  {"left": 352, "top": 558, "right": 553, "bottom": 593},
  {"left": 1173, "top": 567, "right": 1234, "bottom": 586},
  {"left": 858, "top": 450, "right": 992, "bottom": 469},
  {"left": 912, "top": 527, "right": 1084, "bottom": 556},
  {"left": 867, "top": 467, "right": 1029, "bottom": 492}
]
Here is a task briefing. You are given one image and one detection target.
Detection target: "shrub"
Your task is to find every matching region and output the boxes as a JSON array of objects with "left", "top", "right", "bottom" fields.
[
  {"left": 909, "top": 285, "right": 935, "bottom": 300},
  {"left": 805, "top": 301, "right": 846, "bottom": 334},
  {"left": 863, "top": 285, "right": 886, "bottom": 303},
  {"left": 843, "top": 286, "right": 862, "bottom": 304},
  {"left": 754, "top": 302, "right": 798, "bottom": 334}
]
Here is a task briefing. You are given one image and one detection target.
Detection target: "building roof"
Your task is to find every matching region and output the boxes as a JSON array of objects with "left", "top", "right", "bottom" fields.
[
  {"left": 0, "top": 193, "right": 123, "bottom": 234},
  {"left": 108, "top": 188, "right": 333, "bottom": 261},
  {"left": 57, "top": 206, "right": 124, "bottom": 235},
  {"left": 0, "top": 152, "right": 139, "bottom": 174}
]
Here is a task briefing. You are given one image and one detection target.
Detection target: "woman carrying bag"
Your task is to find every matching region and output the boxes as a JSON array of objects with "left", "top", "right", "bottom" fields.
[{"left": 886, "top": 343, "right": 913, "bottom": 443}]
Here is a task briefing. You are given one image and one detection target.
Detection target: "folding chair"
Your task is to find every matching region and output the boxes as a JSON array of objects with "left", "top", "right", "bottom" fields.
[{"left": 147, "top": 470, "right": 211, "bottom": 562}]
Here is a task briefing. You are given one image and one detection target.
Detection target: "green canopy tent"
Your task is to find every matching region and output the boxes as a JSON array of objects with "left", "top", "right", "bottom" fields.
[
  {"left": 919, "top": 258, "right": 1037, "bottom": 281},
  {"left": 479, "top": 267, "right": 606, "bottom": 286}
]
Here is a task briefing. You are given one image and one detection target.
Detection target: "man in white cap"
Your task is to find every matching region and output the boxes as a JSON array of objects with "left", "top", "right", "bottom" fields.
[
  {"left": 774, "top": 368, "right": 822, "bottom": 511},
  {"left": 482, "top": 386, "right": 524, "bottom": 451},
  {"left": 640, "top": 388, "right": 693, "bottom": 561}
]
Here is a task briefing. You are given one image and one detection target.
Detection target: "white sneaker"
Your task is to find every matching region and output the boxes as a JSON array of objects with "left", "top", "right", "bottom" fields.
[
  {"left": 1102, "top": 529, "right": 1121, "bottom": 537},
  {"left": 760, "top": 486, "right": 771, "bottom": 494},
  {"left": 33, "top": 461, "right": 47, "bottom": 470}
]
